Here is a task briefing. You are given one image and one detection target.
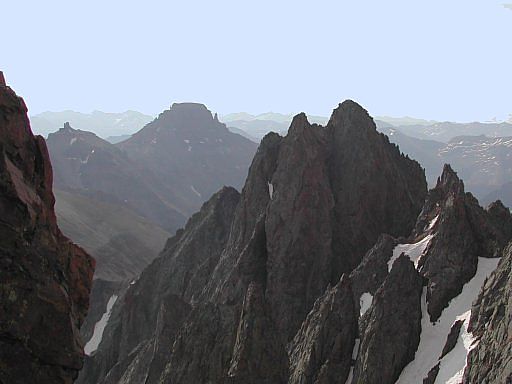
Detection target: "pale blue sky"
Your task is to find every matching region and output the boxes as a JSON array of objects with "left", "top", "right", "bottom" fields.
[{"left": 3, "top": 1, "right": 511, "bottom": 121}]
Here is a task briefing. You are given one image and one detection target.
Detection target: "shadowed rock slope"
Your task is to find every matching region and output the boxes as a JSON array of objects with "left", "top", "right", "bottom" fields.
[
  {"left": 464, "top": 242, "right": 512, "bottom": 384},
  {"left": 0, "top": 72, "right": 95, "bottom": 383},
  {"left": 47, "top": 123, "right": 186, "bottom": 233},
  {"left": 54, "top": 188, "right": 170, "bottom": 281},
  {"left": 117, "top": 102, "right": 258, "bottom": 216},
  {"left": 347, "top": 165, "right": 511, "bottom": 384},
  {"left": 79, "top": 100, "right": 428, "bottom": 384}
]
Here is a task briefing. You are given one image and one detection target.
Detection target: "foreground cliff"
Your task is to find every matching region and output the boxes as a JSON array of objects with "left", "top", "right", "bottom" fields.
[
  {"left": 0, "top": 72, "right": 95, "bottom": 383},
  {"left": 79, "top": 100, "right": 429, "bottom": 384},
  {"left": 464, "top": 243, "right": 512, "bottom": 383}
]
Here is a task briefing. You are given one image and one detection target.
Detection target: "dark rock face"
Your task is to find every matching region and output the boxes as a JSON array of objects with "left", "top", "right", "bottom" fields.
[
  {"left": 78, "top": 187, "right": 240, "bottom": 384},
  {"left": 352, "top": 255, "right": 423, "bottom": 384},
  {"left": 417, "top": 164, "right": 512, "bottom": 321},
  {"left": 349, "top": 234, "right": 397, "bottom": 303},
  {"left": 288, "top": 275, "right": 357, "bottom": 384},
  {"left": 80, "top": 100, "right": 428, "bottom": 384},
  {"left": 327, "top": 101, "right": 427, "bottom": 273},
  {"left": 0, "top": 73, "right": 95, "bottom": 383},
  {"left": 265, "top": 102, "right": 427, "bottom": 342},
  {"left": 264, "top": 114, "right": 336, "bottom": 341},
  {"left": 423, "top": 364, "right": 440, "bottom": 384},
  {"left": 464, "top": 242, "right": 512, "bottom": 384},
  {"left": 227, "top": 283, "right": 289, "bottom": 384},
  {"left": 440, "top": 319, "right": 464, "bottom": 359}
]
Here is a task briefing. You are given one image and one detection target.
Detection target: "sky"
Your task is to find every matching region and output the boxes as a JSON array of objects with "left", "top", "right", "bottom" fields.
[{"left": 2, "top": 1, "right": 511, "bottom": 122}]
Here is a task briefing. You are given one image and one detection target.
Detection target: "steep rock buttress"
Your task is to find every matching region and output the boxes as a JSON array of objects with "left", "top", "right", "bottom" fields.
[{"left": 0, "top": 72, "right": 95, "bottom": 383}]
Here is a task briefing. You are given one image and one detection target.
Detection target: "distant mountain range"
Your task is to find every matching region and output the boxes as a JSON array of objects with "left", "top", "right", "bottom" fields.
[
  {"left": 31, "top": 110, "right": 153, "bottom": 138},
  {"left": 54, "top": 189, "right": 170, "bottom": 281},
  {"left": 378, "top": 127, "right": 512, "bottom": 203},
  {"left": 31, "top": 109, "right": 512, "bottom": 142},
  {"left": 390, "top": 121, "right": 512, "bottom": 142},
  {"left": 45, "top": 104, "right": 257, "bottom": 281}
]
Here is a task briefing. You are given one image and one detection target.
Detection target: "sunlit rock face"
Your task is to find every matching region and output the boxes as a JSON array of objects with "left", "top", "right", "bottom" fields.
[{"left": 0, "top": 72, "right": 95, "bottom": 383}]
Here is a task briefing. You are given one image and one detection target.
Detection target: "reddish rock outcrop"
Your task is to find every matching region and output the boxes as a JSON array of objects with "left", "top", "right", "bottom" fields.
[{"left": 0, "top": 72, "right": 95, "bottom": 383}]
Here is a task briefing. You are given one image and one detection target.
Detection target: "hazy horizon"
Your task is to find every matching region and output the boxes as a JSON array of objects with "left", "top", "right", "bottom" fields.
[
  {"left": 4, "top": 1, "right": 512, "bottom": 122},
  {"left": 29, "top": 108, "right": 510, "bottom": 126}
]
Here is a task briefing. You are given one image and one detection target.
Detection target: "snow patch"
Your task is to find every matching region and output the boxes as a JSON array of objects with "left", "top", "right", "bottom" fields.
[
  {"left": 395, "top": 257, "right": 500, "bottom": 384},
  {"left": 190, "top": 185, "right": 201, "bottom": 197},
  {"left": 344, "top": 338, "right": 360, "bottom": 384},
  {"left": 427, "top": 215, "right": 439, "bottom": 231},
  {"left": 268, "top": 181, "right": 274, "bottom": 199},
  {"left": 84, "top": 294, "right": 118, "bottom": 355},
  {"left": 359, "top": 292, "right": 373, "bottom": 316},
  {"left": 79, "top": 150, "right": 95, "bottom": 164},
  {"left": 351, "top": 338, "right": 360, "bottom": 359},
  {"left": 388, "top": 234, "right": 434, "bottom": 272},
  {"left": 70, "top": 137, "right": 77, "bottom": 145},
  {"left": 436, "top": 311, "right": 478, "bottom": 384},
  {"left": 344, "top": 367, "right": 354, "bottom": 384}
]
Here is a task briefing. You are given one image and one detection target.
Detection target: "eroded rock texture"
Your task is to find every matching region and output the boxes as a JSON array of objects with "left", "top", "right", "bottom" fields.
[
  {"left": 80, "top": 100, "right": 427, "bottom": 384},
  {"left": 352, "top": 255, "right": 423, "bottom": 384},
  {"left": 0, "top": 72, "right": 95, "bottom": 383},
  {"left": 464, "top": 243, "right": 512, "bottom": 384},
  {"left": 288, "top": 275, "right": 356, "bottom": 384},
  {"left": 417, "top": 165, "right": 512, "bottom": 321}
]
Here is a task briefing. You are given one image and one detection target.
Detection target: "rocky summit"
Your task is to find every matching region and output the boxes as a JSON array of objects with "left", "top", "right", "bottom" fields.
[
  {"left": 117, "top": 102, "right": 258, "bottom": 217},
  {"left": 0, "top": 72, "right": 95, "bottom": 383},
  {"left": 79, "top": 100, "right": 436, "bottom": 384}
]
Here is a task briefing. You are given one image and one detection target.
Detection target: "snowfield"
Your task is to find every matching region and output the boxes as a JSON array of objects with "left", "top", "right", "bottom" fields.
[
  {"left": 395, "top": 257, "right": 500, "bottom": 384},
  {"left": 388, "top": 234, "right": 434, "bottom": 272},
  {"left": 359, "top": 292, "right": 373, "bottom": 316}
]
